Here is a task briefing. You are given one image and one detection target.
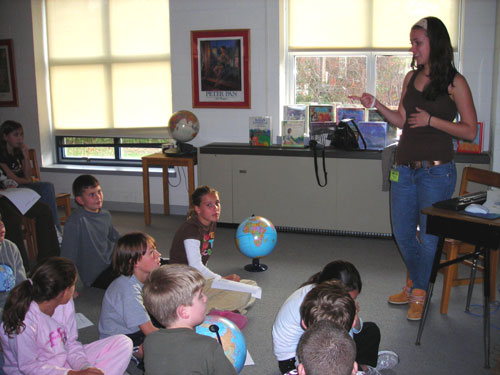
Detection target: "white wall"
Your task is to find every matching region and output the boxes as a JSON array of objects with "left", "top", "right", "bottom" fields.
[{"left": 0, "top": 0, "right": 497, "bottom": 212}]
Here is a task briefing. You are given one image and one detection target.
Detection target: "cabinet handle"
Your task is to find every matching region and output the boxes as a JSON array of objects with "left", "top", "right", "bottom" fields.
[{"left": 239, "top": 170, "right": 247, "bottom": 174}]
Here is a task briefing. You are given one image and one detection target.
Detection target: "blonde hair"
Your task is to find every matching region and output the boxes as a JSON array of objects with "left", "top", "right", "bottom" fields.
[{"left": 143, "top": 264, "right": 205, "bottom": 327}]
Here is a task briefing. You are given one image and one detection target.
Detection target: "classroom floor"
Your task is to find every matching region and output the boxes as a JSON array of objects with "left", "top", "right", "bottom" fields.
[{"left": 74, "top": 211, "right": 500, "bottom": 375}]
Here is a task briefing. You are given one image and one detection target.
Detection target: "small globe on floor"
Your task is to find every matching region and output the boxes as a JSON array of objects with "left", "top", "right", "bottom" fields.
[
  {"left": 195, "top": 315, "right": 247, "bottom": 373},
  {"left": 235, "top": 215, "right": 277, "bottom": 272}
]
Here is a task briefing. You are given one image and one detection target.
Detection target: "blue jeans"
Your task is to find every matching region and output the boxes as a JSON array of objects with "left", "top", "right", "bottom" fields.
[
  {"left": 390, "top": 161, "right": 457, "bottom": 290},
  {"left": 21, "top": 181, "right": 61, "bottom": 231}
]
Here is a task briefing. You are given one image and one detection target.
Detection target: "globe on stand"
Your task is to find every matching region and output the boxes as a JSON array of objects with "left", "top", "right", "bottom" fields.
[
  {"left": 195, "top": 315, "right": 247, "bottom": 373},
  {"left": 235, "top": 215, "right": 277, "bottom": 272},
  {"left": 165, "top": 110, "right": 200, "bottom": 157}
]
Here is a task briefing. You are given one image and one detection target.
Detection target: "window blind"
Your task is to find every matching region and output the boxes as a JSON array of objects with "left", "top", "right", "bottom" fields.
[
  {"left": 288, "top": 0, "right": 459, "bottom": 51},
  {"left": 46, "top": 0, "right": 172, "bottom": 136}
]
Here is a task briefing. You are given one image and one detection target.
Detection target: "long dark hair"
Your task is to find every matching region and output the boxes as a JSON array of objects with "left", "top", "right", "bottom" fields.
[
  {"left": 2, "top": 257, "right": 77, "bottom": 336},
  {"left": 411, "top": 16, "right": 457, "bottom": 101},
  {"left": 302, "top": 260, "right": 362, "bottom": 293},
  {"left": 0, "top": 120, "right": 23, "bottom": 160},
  {"left": 186, "top": 185, "right": 219, "bottom": 220}
]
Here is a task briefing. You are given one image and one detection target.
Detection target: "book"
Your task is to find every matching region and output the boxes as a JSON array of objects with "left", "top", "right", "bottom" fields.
[
  {"left": 282, "top": 120, "right": 306, "bottom": 147},
  {"left": 309, "top": 105, "right": 334, "bottom": 123},
  {"left": 336, "top": 107, "right": 365, "bottom": 125},
  {"left": 283, "top": 104, "right": 307, "bottom": 121},
  {"left": 357, "top": 121, "right": 387, "bottom": 150},
  {"left": 457, "top": 122, "right": 483, "bottom": 154},
  {"left": 249, "top": 116, "right": 272, "bottom": 147}
]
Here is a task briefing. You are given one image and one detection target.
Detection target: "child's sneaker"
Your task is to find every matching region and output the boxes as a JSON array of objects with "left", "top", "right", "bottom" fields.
[
  {"left": 376, "top": 350, "right": 399, "bottom": 371},
  {"left": 357, "top": 366, "right": 381, "bottom": 375}
]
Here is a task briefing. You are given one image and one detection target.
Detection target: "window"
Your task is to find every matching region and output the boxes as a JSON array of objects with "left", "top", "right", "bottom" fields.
[
  {"left": 56, "top": 136, "right": 169, "bottom": 166},
  {"left": 286, "top": 0, "right": 460, "bottom": 136},
  {"left": 44, "top": 0, "right": 171, "bottom": 164}
]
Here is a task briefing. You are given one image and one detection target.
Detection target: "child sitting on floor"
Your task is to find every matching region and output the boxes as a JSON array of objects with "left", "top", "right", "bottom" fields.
[
  {"left": 273, "top": 260, "right": 398, "bottom": 375},
  {"left": 98, "top": 232, "right": 162, "bottom": 367},
  {"left": 169, "top": 185, "right": 256, "bottom": 314},
  {"left": 0, "top": 257, "right": 132, "bottom": 375},
  {"left": 142, "top": 264, "right": 236, "bottom": 375},
  {"left": 286, "top": 320, "right": 358, "bottom": 375},
  {"left": 61, "top": 174, "right": 120, "bottom": 289}
]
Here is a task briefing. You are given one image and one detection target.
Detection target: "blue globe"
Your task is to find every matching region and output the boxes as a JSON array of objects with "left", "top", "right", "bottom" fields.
[
  {"left": 235, "top": 216, "right": 277, "bottom": 259},
  {"left": 195, "top": 315, "right": 247, "bottom": 373}
]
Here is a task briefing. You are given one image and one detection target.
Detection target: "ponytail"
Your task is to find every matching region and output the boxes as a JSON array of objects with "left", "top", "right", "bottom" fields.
[
  {"left": 2, "top": 280, "right": 34, "bottom": 336},
  {"left": 2, "top": 257, "right": 77, "bottom": 336}
]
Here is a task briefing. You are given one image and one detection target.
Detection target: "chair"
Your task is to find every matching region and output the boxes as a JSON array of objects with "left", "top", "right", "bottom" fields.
[
  {"left": 439, "top": 166, "right": 500, "bottom": 314},
  {"left": 27, "top": 149, "right": 72, "bottom": 225},
  {"left": 22, "top": 216, "right": 38, "bottom": 264}
]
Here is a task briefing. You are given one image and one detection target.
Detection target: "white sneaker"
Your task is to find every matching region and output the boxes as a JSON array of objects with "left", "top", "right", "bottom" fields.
[
  {"left": 376, "top": 350, "right": 399, "bottom": 371},
  {"left": 358, "top": 366, "right": 381, "bottom": 375}
]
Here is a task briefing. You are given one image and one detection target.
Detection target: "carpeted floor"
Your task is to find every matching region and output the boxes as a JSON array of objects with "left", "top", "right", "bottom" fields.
[{"left": 74, "top": 211, "right": 500, "bottom": 375}]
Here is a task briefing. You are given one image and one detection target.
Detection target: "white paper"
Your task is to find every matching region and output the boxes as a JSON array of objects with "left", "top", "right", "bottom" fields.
[
  {"left": 76, "top": 313, "right": 94, "bottom": 329},
  {"left": 244, "top": 350, "right": 255, "bottom": 366},
  {"left": 211, "top": 279, "right": 262, "bottom": 299},
  {"left": 483, "top": 189, "right": 500, "bottom": 214},
  {"left": 0, "top": 188, "right": 40, "bottom": 215}
]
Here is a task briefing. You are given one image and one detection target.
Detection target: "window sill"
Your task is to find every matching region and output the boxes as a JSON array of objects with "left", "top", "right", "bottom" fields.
[{"left": 40, "top": 163, "right": 177, "bottom": 177}]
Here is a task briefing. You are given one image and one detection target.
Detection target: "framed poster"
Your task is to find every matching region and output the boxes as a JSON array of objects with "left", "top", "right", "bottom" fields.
[
  {"left": 191, "top": 29, "right": 250, "bottom": 109},
  {"left": 0, "top": 39, "right": 18, "bottom": 107}
]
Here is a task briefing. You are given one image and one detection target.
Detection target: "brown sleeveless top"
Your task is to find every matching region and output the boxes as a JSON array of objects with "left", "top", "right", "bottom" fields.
[{"left": 395, "top": 70, "right": 458, "bottom": 164}]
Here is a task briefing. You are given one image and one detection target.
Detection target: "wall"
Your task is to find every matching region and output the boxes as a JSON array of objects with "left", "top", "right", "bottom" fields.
[{"left": 0, "top": 0, "right": 497, "bottom": 213}]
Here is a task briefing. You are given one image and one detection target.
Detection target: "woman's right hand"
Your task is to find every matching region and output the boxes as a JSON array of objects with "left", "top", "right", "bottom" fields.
[
  {"left": 348, "top": 93, "right": 376, "bottom": 109},
  {"left": 223, "top": 274, "right": 240, "bottom": 282}
]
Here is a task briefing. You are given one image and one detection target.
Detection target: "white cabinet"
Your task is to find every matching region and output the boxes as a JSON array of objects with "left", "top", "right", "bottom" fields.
[{"left": 198, "top": 144, "right": 490, "bottom": 235}]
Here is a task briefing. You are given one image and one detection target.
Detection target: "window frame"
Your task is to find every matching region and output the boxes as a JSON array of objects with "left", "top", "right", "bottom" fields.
[
  {"left": 55, "top": 136, "right": 167, "bottom": 167},
  {"left": 285, "top": 51, "right": 415, "bottom": 108}
]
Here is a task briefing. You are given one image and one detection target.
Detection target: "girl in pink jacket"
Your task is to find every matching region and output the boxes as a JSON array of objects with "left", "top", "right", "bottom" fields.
[{"left": 0, "top": 257, "right": 132, "bottom": 375}]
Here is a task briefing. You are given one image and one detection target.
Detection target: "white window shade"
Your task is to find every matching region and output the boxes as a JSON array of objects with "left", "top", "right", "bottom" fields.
[
  {"left": 288, "top": 0, "right": 459, "bottom": 51},
  {"left": 46, "top": 0, "right": 172, "bottom": 135}
]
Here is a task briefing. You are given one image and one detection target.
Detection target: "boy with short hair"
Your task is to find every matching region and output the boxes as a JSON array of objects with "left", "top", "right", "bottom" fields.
[
  {"left": 293, "top": 320, "right": 358, "bottom": 375},
  {"left": 299, "top": 280, "right": 356, "bottom": 332},
  {"left": 142, "top": 264, "right": 236, "bottom": 375},
  {"left": 61, "top": 174, "right": 120, "bottom": 289}
]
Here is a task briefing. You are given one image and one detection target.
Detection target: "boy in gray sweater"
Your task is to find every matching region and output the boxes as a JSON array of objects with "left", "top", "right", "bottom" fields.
[{"left": 61, "top": 175, "right": 120, "bottom": 289}]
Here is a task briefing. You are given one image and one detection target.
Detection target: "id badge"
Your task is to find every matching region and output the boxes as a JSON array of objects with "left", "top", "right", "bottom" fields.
[{"left": 390, "top": 169, "right": 399, "bottom": 183}]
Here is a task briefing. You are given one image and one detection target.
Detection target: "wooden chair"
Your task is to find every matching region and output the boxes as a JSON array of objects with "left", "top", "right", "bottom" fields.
[
  {"left": 439, "top": 167, "right": 500, "bottom": 314},
  {"left": 28, "top": 149, "right": 72, "bottom": 225},
  {"left": 22, "top": 216, "right": 38, "bottom": 264}
]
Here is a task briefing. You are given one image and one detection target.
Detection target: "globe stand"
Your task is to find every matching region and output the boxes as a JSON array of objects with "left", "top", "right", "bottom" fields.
[{"left": 244, "top": 257, "right": 268, "bottom": 272}]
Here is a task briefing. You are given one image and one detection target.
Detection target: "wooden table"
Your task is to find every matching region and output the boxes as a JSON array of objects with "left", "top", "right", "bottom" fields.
[
  {"left": 417, "top": 206, "right": 500, "bottom": 368},
  {"left": 142, "top": 152, "right": 197, "bottom": 225}
]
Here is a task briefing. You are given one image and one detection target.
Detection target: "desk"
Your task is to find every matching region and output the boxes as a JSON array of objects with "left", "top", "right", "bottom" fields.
[
  {"left": 142, "top": 152, "right": 197, "bottom": 225},
  {"left": 418, "top": 206, "right": 500, "bottom": 368}
]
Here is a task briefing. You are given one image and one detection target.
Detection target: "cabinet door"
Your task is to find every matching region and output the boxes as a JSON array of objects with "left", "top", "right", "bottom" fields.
[
  {"left": 198, "top": 153, "right": 233, "bottom": 223},
  {"left": 232, "top": 154, "right": 337, "bottom": 229},
  {"left": 336, "top": 158, "right": 391, "bottom": 233}
]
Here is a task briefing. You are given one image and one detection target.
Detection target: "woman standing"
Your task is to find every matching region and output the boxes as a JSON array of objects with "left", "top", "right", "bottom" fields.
[{"left": 351, "top": 17, "right": 477, "bottom": 320}]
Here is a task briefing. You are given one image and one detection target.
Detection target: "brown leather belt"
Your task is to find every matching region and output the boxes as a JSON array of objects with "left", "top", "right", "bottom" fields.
[{"left": 398, "top": 160, "right": 448, "bottom": 169}]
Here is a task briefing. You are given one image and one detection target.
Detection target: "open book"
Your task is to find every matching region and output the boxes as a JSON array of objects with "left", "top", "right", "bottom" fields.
[{"left": 211, "top": 278, "right": 262, "bottom": 299}]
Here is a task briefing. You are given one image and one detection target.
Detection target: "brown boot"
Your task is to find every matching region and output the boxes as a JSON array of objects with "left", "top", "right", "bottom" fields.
[
  {"left": 388, "top": 278, "right": 412, "bottom": 305},
  {"left": 407, "top": 288, "right": 426, "bottom": 320}
]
